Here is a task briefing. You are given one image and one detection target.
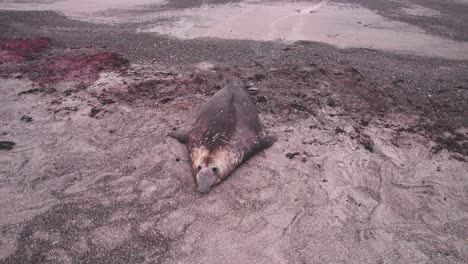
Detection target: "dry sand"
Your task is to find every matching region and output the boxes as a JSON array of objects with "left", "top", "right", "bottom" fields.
[{"left": 1, "top": 47, "right": 467, "bottom": 263}]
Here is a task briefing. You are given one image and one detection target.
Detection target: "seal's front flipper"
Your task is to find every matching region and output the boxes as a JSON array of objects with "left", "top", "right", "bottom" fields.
[
  {"left": 246, "top": 134, "right": 277, "bottom": 161},
  {"left": 168, "top": 130, "right": 189, "bottom": 144},
  {"left": 259, "top": 134, "right": 277, "bottom": 150}
]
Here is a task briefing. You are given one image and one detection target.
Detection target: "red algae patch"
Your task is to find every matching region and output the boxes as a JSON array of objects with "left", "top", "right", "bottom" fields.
[
  {"left": 29, "top": 50, "right": 128, "bottom": 87},
  {"left": 0, "top": 37, "right": 50, "bottom": 64}
]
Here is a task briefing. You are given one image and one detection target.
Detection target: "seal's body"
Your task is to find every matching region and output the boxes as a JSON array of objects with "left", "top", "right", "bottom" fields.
[{"left": 169, "top": 81, "right": 277, "bottom": 193}]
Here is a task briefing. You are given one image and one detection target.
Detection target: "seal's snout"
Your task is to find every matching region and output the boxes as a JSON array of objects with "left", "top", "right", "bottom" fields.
[{"left": 196, "top": 168, "right": 216, "bottom": 194}]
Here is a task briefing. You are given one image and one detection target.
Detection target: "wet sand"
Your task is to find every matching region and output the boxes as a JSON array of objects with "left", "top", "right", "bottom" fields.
[
  {"left": 2, "top": 0, "right": 468, "bottom": 59},
  {"left": 1, "top": 0, "right": 468, "bottom": 263}
]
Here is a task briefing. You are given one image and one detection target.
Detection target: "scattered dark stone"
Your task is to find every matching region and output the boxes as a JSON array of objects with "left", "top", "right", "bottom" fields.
[
  {"left": 390, "top": 139, "right": 400, "bottom": 147},
  {"left": 109, "top": 130, "right": 115, "bottom": 134},
  {"left": 392, "top": 79, "right": 404, "bottom": 86},
  {"left": 248, "top": 73, "right": 265, "bottom": 81},
  {"left": 360, "top": 118, "right": 370, "bottom": 126},
  {"left": 332, "top": 70, "right": 343, "bottom": 76},
  {"left": 434, "top": 88, "right": 447, "bottom": 95},
  {"left": 294, "top": 198, "right": 298, "bottom": 201},
  {"left": 359, "top": 135, "right": 375, "bottom": 152},
  {"left": 64, "top": 106, "right": 78, "bottom": 112},
  {"left": 44, "top": 88, "right": 56, "bottom": 94},
  {"left": 247, "top": 87, "right": 259, "bottom": 95},
  {"left": 18, "top": 88, "right": 40, "bottom": 95},
  {"left": 301, "top": 157, "right": 307, "bottom": 162},
  {"left": 286, "top": 152, "right": 301, "bottom": 159},
  {"left": 327, "top": 98, "right": 338, "bottom": 107},
  {"left": 322, "top": 179, "right": 328, "bottom": 182},
  {"left": 89, "top": 107, "right": 101, "bottom": 118},
  {"left": 175, "top": 158, "right": 180, "bottom": 162},
  {"left": 160, "top": 97, "right": 174, "bottom": 104},
  {"left": 455, "top": 85, "right": 468, "bottom": 91},
  {"left": 444, "top": 197, "right": 447, "bottom": 201},
  {"left": 171, "top": 127, "right": 177, "bottom": 131},
  {"left": 396, "top": 126, "right": 417, "bottom": 133},
  {"left": 245, "top": 80, "right": 255, "bottom": 88},
  {"left": 14, "top": 74, "right": 23, "bottom": 79},
  {"left": 205, "top": 90, "right": 216, "bottom": 96},
  {"left": 290, "top": 103, "right": 309, "bottom": 113},
  {"left": 193, "top": 75, "right": 205, "bottom": 84},
  {"left": 0, "top": 141, "right": 16, "bottom": 150},
  {"left": 100, "top": 98, "right": 115, "bottom": 105},
  {"left": 349, "top": 132, "right": 358, "bottom": 140},
  {"left": 20, "top": 115, "right": 33, "bottom": 122},
  {"left": 256, "top": 96, "right": 267, "bottom": 103},
  {"left": 291, "top": 92, "right": 307, "bottom": 98},
  {"left": 51, "top": 106, "right": 78, "bottom": 115},
  {"left": 436, "top": 166, "right": 441, "bottom": 172},
  {"left": 335, "top": 127, "right": 346, "bottom": 134}
]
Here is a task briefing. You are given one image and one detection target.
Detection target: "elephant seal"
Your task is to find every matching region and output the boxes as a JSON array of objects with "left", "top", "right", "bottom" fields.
[{"left": 168, "top": 81, "right": 277, "bottom": 193}]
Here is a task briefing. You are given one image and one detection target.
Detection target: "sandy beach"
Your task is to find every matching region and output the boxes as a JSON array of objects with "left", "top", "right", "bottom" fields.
[{"left": 1, "top": 0, "right": 467, "bottom": 263}]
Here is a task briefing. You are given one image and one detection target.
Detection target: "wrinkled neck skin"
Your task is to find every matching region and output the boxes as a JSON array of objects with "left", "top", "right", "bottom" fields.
[{"left": 190, "top": 145, "right": 243, "bottom": 185}]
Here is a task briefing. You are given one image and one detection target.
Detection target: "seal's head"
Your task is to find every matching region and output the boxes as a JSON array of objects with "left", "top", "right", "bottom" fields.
[
  {"left": 190, "top": 146, "right": 240, "bottom": 194},
  {"left": 196, "top": 165, "right": 219, "bottom": 194}
]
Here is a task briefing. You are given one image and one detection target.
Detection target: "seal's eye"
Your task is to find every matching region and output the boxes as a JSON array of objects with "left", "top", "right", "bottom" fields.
[
  {"left": 197, "top": 165, "right": 202, "bottom": 171},
  {"left": 212, "top": 167, "right": 217, "bottom": 172}
]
